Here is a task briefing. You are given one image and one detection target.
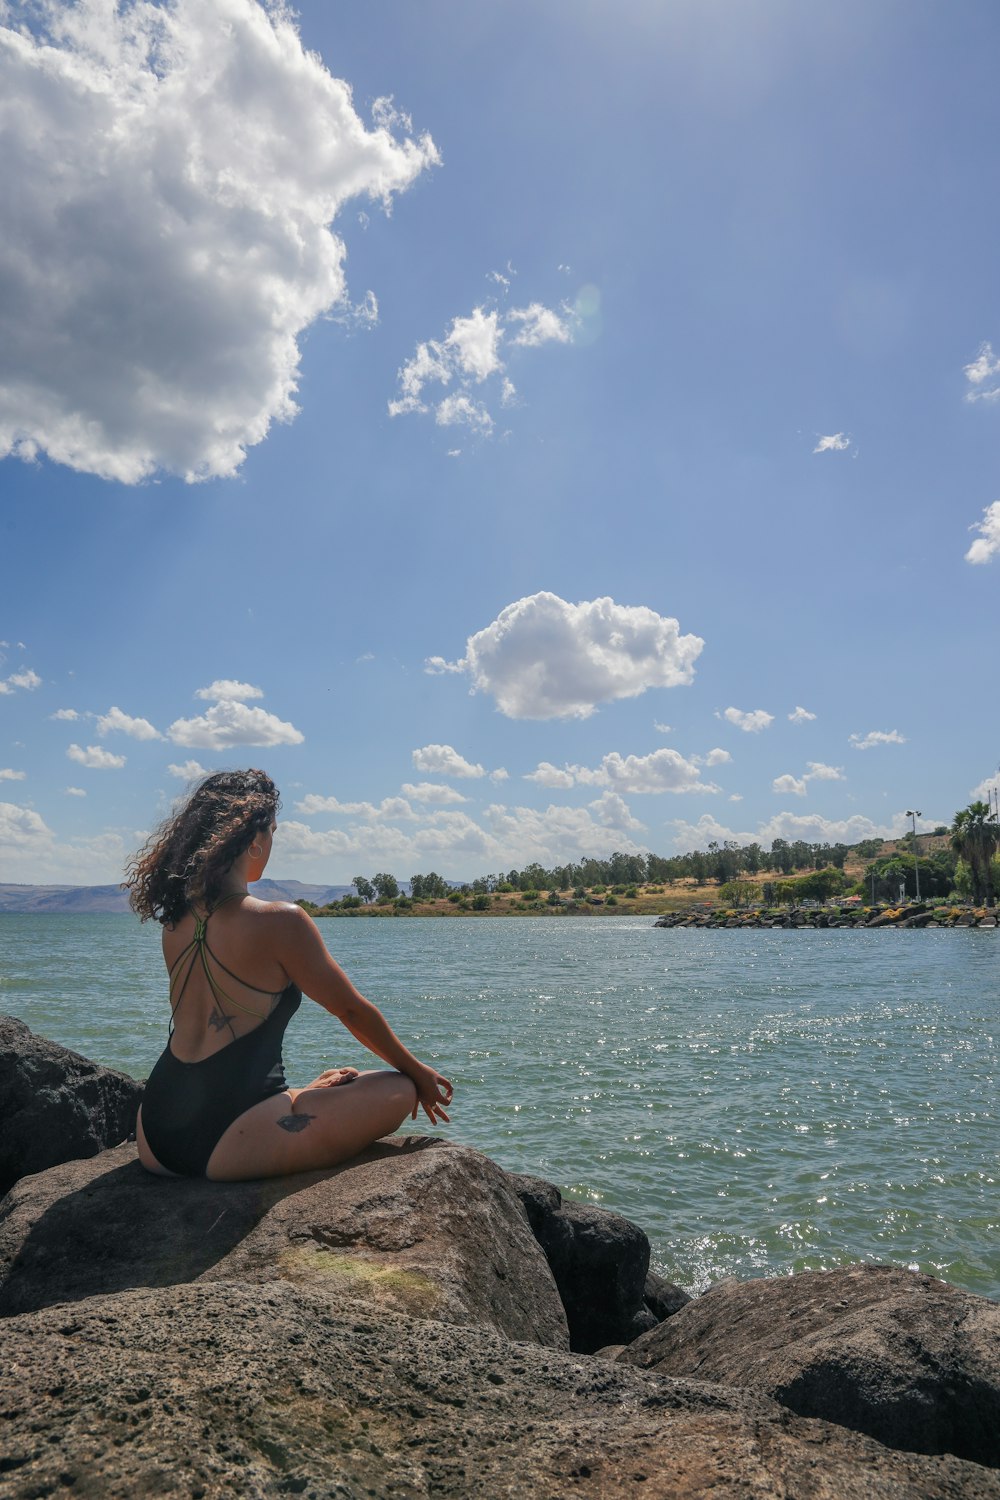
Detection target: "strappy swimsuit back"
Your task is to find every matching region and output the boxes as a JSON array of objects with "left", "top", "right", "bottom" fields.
[{"left": 141, "top": 893, "right": 301, "bottom": 1176}]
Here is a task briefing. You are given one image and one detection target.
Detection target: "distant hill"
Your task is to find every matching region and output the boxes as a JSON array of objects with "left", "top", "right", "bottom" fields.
[
  {"left": 0, "top": 884, "right": 131, "bottom": 914},
  {"left": 0, "top": 879, "right": 350, "bottom": 914},
  {"left": 247, "top": 879, "right": 352, "bottom": 906}
]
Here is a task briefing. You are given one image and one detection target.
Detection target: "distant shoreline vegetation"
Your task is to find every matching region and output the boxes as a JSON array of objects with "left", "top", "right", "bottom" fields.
[{"left": 299, "top": 803, "right": 1000, "bottom": 919}]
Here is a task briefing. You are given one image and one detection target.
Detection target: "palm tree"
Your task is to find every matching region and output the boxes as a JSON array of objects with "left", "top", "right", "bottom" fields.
[{"left": 951, "top": 802, "right": 1000, "bottom": 906}]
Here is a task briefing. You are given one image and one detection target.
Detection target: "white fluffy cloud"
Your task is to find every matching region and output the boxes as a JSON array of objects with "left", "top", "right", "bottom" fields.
[
  {"left": 273, "top": 789, "right": 652, "bottom": 880},
  {"left": 0, "top": 799, "right": 128, "bottom": 881},
  {"left": 483, "top": 799, "right": 647, "bottom": 864},
  {"left": 168, "top": 696, "right": 303, "bottom": 749},
  {"left": 195, "top": 680, "right": 264, "bottom": 702},
  {"left": 435, "top": 394, "right": 493, "bottom": 431},
  {"left": 389, "top": 298, "right": 573, "bottom": 431},
  {"left": 445, "top": 308, "right": 503, "bottom": 381},
  {"left": 67, "top": 743, "right": 126, "bottom": 769},
  {"left": 524, "top": 762, "right": 576, "bottom": 789},
  {"left": 95, "top": 706, "right": 161, "bottom": 740},
  {"left": 788, "top": 706, "right": 816, "bottom": 723},
  {"left": 0, "top": 768, "right": 26, "bottom": 781},
  {"left": 167, "top": 759, "right": 208, "bottom": 781},
  {"left": 805, "top": 761, "right": 844, "bottom": 781},
  {"left": 295, "top": 793, "right": 415, "bottom": 820},
  {"left": 0, "top": 667, "right": 41, "bottom": 695},
  {"left": 526, "top": 748, "right": 718, "bottom": 795},
  {"left": 963, "top": 342, "right": 1000, "bottom": 402},
  {"left": 506, "top": 302, "right": 572, "bottom": 348},
  {"left": 668, "top": 810, "right": 899, "bottom": 853},
  {"left": 703, "top": 748, "right": 731, "bottom": 766},
  {"left": 400, "top": 782, "right": 468, "bottom": 805},
  {"left": 587, "top": 790, "right": 645, "bottom": 831},
  {"left": 772, "top": 761, "right": 845, "bottom": 796},
  {"left": 589, "top": 749, "right": 718, "bottom": 795},
  {"left": 965, "top": 501, "right": 1000, "bottom": 564},
  {"left": 430, "top": 592, "right": 703, "bottom": 720},
  {"left": 849, "top": 730, "right": 906, "bottom": 750},
  {"left": 0, "top": 0, "right": 438, "bottom": 482},
  {"left": 411, "top": 744, "right": 486, "bottom": 779},
  {"left": 0, "top": 801, "right": 53, "bottom": 851},
  {"left": 721, "top": 706, "right": 774, "bottom": 734},
  {"left": 50, "top": 708, "right": 79, "bottom": 721},
  {"left": 813, "top": 433, "right": 850, "bottom": 453},
  {"left": 65, "top": 786, "right": 86, "bottom": 797}
]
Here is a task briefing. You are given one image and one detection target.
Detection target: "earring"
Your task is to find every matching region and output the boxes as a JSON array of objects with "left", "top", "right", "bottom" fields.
[{"left": 250, "top": 844, "right": 262, "bottom": 858}]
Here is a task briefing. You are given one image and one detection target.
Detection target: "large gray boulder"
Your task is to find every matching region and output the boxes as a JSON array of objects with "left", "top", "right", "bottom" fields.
[
  {"left": 3, "top": 1279, "right": 999, "bottom": 1499},
  {"left": 619, "top": 1264, "right": 1000, "bottom": 1468},
  {"left": 0, "top": 1013, "right": 143, "bottom": 1196},
  {"left": 509, "top": 1172, "right": 656, "bottom": 1351},
  {"left": 0, "top": 1133, "right": 568, "bottom": 1346}
]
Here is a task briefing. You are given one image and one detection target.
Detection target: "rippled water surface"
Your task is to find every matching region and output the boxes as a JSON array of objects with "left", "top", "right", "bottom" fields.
[{"left": 2, "top": 914, "right": 997, "bottom": 1297}]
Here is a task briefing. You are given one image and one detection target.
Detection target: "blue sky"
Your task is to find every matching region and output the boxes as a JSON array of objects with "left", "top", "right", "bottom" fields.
[{"left": 2, "top": 0, "right": 999, "bottom": 885}]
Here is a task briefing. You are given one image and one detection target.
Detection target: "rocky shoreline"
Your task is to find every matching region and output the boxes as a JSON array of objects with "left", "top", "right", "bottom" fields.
[
  {"left": 655, "top": 902, "right": 999, "bottom": 930},
  {"left": 1, "top": 1013, "right": 998, "bottom": 1497}
]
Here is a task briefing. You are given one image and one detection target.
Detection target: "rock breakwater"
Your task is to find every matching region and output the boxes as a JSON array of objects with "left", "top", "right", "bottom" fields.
[{"left": 655, "top": 903, "right": 999, "bottom": 930}]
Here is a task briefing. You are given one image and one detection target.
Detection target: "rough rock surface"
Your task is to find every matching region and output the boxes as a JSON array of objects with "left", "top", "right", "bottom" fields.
[
  {"left": 0, "top": 1014, "right": 143, "bottom": 1196},
  {"left": 619, "top": 1264, "right": 1000, "bottom": 1468},
  {"left": 0, "top": 1135, "right": 568, "bottom": 1346},
  {"left": 3, "top": 1279, "right": 1000, "bottom": 1500},
  {"left": 510, "top": 1172, "right": 656, "bottom": 1351},
  {"left": 644, "top": 1268, "right": 692, "bottom": 1321}
]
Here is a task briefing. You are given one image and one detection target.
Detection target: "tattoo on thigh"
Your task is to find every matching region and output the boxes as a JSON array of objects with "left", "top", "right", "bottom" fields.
[{"left": 277, "top": 1113, "right": 315, "bottom": 1134}]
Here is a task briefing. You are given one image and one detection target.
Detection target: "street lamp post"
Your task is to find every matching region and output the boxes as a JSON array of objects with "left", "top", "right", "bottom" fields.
[{"left": 905, "top": 809, "right": 921, "bottom": 902}]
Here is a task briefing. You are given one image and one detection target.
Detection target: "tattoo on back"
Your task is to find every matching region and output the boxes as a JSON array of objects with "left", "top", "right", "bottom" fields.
[
  {"left": 277, "top": 1113, "right": 315, "bottom": 1134},
  {"left": 207, "top": 1007, "right": 230, "bottom": 1032}
]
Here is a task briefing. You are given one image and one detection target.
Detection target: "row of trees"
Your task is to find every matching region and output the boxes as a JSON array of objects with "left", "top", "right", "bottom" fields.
[
  {"left": 343, "top": 802, "right": 999, "bottom": 909},
  {"left": 403, "top": 838, "right": 885, "bottom": 899}
]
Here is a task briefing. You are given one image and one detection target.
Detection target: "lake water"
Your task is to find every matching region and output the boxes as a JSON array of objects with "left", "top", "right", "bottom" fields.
[{"left": 1, "top": 913, "right": 997, "bottom": 1299}]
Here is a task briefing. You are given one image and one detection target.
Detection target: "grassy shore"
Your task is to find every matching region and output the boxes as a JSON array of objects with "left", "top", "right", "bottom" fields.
[
  {"left": 309, "top": 885, "right": 743, "bottom": 919},
  {"left": 305, "top": 838, "right": 957, "bottom": 919}
]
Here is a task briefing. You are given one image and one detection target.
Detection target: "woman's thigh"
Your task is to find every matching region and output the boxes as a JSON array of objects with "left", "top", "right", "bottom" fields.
[{"left": 205, "top": 1069, "right": 417, "bottom": 1182}]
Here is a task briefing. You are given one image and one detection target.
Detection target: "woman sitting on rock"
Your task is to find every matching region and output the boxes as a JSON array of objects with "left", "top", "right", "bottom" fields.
[{"left": 126, "top": 768, "right": 452, "bottom": 1180}]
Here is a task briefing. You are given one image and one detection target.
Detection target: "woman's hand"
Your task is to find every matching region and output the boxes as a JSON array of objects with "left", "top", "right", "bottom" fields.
[
  {"left": 410, "top": 1064, "right": 453, "bottom": 1125},
  {"left": 307, "top": 1067, "right": 360, "bottom": 1089}
]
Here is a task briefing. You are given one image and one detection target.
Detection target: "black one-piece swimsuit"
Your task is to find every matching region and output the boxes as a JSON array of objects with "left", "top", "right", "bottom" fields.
[{"left": 141, "top": 896, "right": 301, "bottom": 1177}]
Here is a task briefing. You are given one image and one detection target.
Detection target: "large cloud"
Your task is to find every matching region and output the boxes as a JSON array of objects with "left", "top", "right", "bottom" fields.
[
  {"left": 428, "top": 593, "right": 703, "bottom": 720},
  {"left": 0, "top": 0, "right": 438, "bottom": 482}
]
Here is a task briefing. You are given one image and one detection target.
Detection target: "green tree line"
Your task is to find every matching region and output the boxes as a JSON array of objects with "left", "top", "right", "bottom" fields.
[{"left": 329, "top": 801, "right": 998, "bottom": 909}]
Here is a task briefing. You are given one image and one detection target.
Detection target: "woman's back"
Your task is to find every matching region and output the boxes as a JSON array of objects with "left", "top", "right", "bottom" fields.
[{"left": 163, "top": 895, "right": 295, "bottom": 1062}]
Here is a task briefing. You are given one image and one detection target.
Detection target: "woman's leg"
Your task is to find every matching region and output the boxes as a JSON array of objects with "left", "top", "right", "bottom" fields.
[{"left": 205, "top": 1069, "right": 418, "bottom": 1182}]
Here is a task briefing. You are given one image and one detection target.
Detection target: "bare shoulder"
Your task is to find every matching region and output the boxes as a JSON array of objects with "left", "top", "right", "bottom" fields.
[{"left": 244, "top": 896, "right": 316, "bottom": 928}]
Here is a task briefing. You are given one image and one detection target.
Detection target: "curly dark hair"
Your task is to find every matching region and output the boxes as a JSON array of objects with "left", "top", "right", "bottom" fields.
[{"left": 124, "top": 768, "right": 280, "bottom": 925}]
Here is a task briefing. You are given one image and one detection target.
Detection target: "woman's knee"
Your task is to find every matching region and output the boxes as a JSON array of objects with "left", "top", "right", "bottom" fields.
[{"left": 372, "top": 1069, "right": 417, "bottom": 1114}]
